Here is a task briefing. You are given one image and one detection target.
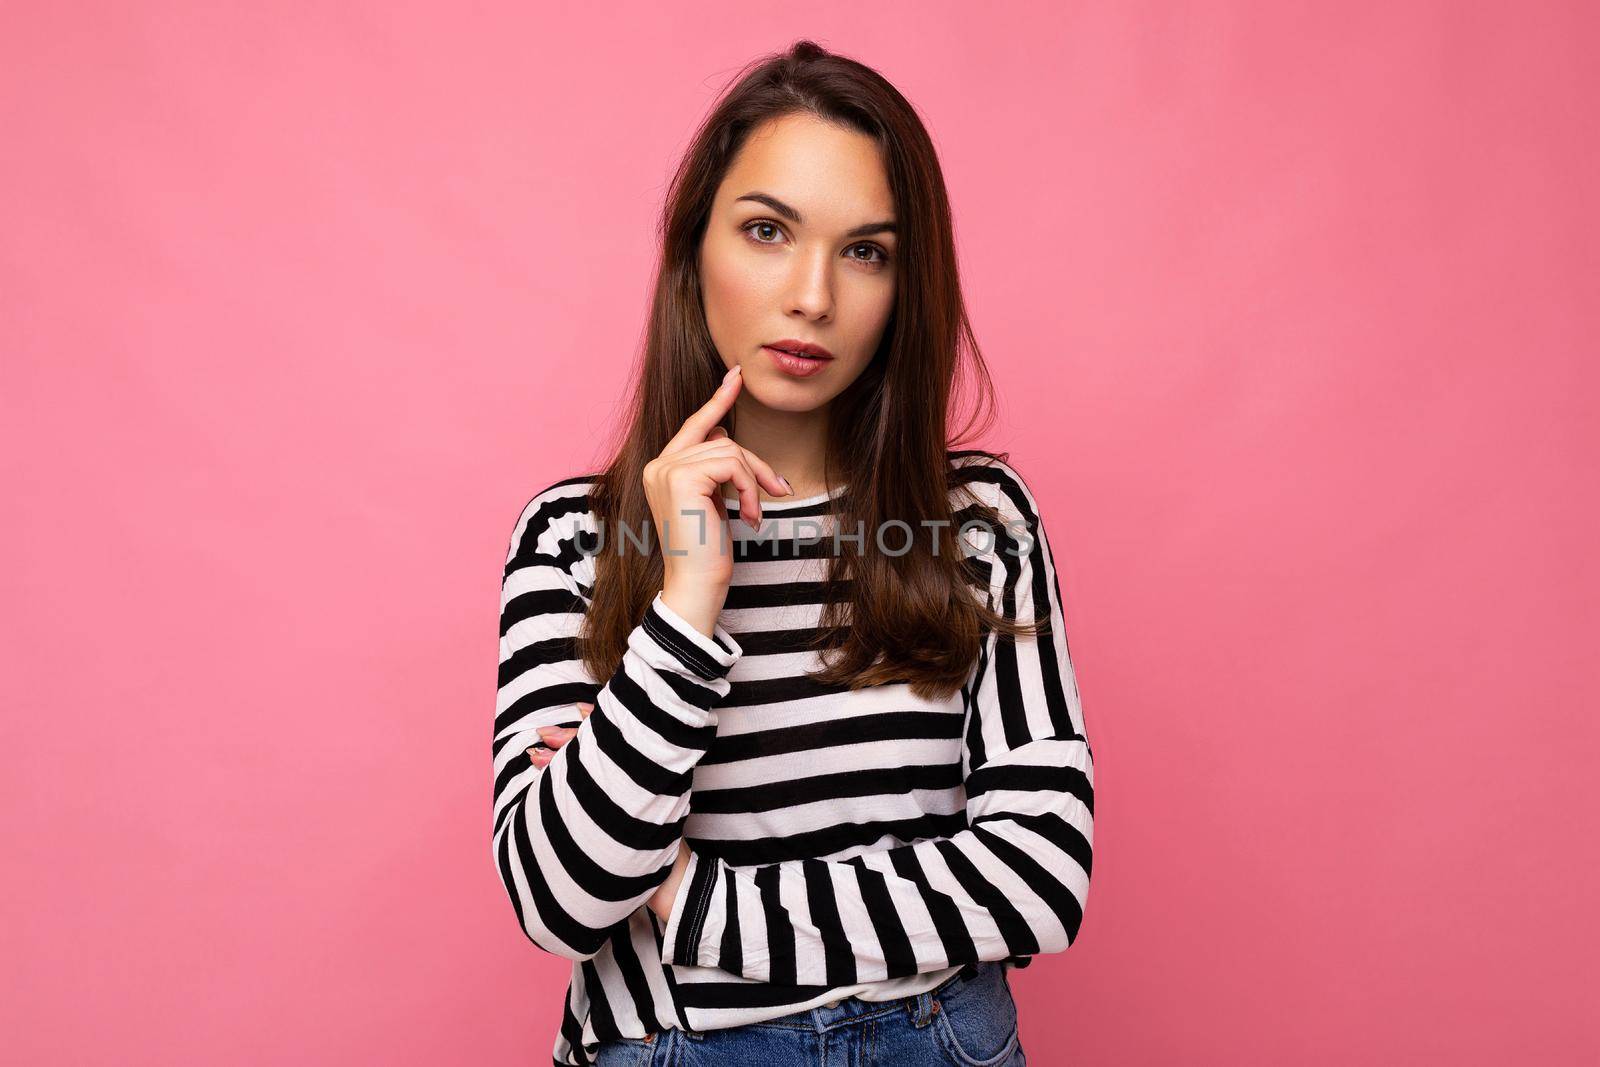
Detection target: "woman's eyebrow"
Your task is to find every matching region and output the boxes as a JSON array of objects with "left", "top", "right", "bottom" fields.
[{"left": 734, "top": 191, "right": 897, "bottom": 237}]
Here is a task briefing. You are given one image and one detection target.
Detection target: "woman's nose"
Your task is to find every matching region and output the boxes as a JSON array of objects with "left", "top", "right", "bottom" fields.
[{"left": 784, "top": 251, "right": 834, "bottom": 320}]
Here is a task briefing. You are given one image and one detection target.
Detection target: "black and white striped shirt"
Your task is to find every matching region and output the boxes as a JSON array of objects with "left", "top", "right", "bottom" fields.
[{"left": 493, "top": 451, "right": 1094, "bottom": 1066}]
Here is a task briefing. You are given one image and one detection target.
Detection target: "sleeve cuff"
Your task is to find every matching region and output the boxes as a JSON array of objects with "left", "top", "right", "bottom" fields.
[
  {"left": 640, "top": 592, "right": 742, "bottom": 680},
  {"left": 660, "top": 849, "right": 721, "bottom": 967}
]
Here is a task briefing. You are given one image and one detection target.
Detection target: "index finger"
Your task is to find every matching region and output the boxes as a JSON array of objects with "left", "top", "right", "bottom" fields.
[{"left": 663, "top": 364, "right": 742, "bottom": 455}]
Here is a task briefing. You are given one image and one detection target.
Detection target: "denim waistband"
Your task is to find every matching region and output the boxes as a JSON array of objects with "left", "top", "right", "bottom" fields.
[{"left": 727, "top": 961, "right": 991, "bottom": 1035}]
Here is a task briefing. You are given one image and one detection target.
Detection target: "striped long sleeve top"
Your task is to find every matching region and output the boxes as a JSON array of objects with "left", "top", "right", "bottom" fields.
[{"left": 493, "top": 451, "right": 1094, "bottom": 1066}]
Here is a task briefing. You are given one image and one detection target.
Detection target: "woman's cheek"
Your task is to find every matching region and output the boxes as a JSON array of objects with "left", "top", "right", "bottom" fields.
[{"left": 700, "top": 241, "right": 766, "bottom": 342}]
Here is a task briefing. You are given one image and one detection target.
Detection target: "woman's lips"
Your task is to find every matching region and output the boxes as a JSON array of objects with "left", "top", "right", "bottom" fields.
[{"left": 763, "top": 345, "right": 833, "bottom": 378}]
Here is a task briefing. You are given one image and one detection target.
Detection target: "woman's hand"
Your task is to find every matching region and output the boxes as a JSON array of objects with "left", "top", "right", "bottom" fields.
[
  {"left": 527, "top": 701, "right": 691, "bottom": 922},
  {"left": 644, "top": 363, "right": 790, "bottom": 633},
  {"left": 648, "top": 841, "right": 692, "bottom": 922},
  {"left": 526, "top": 702, "right": 593, "bottom": 769}
]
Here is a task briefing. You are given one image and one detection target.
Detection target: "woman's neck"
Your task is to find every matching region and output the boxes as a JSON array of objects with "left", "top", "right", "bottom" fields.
[{"left": 715, "top": 397, "right": 836, "bottom": 501}]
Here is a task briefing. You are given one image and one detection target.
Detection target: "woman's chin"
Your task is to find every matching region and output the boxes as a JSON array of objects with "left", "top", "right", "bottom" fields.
[{"left": 741, "top": 378, "right": 834, "bottom": 414}]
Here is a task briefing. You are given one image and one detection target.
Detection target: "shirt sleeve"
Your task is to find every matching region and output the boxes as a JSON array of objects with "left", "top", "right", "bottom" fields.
[
  {"left": 492, "top": 483, "right": 743, "bottom": 960},
  {"left": 659, "top": 460, "right": 1093, "bottom": 985}
]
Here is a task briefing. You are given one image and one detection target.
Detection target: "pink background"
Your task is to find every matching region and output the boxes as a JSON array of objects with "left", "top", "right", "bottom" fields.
[{"left": 4, "top": 3, "right": 1595, "bottom": 1064}]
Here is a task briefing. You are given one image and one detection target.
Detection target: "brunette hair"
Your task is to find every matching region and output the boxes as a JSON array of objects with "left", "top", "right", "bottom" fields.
[{"left": 579, "top": 39, "right": 1043, "bottom": 699}]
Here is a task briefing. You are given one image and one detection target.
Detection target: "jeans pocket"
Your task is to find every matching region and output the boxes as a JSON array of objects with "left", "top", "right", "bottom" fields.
[
  {"left": 934, "top": 1015, "right": 1021, "bottom": 1067},
  {"left": 932, "top": 964, "right": 1022, "bottom": 1066},
  {"left": 592, "top": 1034, "right": 655, "bottom": 1067}
]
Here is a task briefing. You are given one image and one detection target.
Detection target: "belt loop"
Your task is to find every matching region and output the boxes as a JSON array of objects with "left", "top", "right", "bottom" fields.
[{"left": 909, "top": 989, "right": 935, "bottom": 1028}]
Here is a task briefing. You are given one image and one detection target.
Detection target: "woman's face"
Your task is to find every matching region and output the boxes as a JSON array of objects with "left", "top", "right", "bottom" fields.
[{"left": 698, "top": 112, "right": 897, "bottom": 412}]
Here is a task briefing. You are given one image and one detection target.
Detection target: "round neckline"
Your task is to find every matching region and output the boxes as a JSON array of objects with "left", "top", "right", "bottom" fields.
[{"left": 721, "top": 482, "right": 849, "bottom": 511}]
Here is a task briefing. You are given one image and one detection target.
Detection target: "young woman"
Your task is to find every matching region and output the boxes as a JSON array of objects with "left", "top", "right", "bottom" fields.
[{"left": 493, "top": 41, "right": 1093, "bottom": 1066}]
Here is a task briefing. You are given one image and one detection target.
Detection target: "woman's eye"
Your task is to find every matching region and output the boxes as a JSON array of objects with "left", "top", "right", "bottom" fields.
[
  {"left": 743, "top": 221, "right": 784, "bottom": 244},
  {"left": 741, "top": 222, "right": 890, "bottom": 267}
]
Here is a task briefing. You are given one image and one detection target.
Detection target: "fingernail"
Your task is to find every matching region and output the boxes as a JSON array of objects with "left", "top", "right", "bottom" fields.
[{"left": 780, "top": 475, "right": 793, "bottom": 494}]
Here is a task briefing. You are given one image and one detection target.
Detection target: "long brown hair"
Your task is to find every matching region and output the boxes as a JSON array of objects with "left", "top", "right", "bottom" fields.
[{"left": 581, "top": 39, "right": 1043, "bottom": 699}]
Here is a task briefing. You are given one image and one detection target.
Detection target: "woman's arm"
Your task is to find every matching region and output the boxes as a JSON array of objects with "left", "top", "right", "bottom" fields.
[
  {"left": 659, "top": 462, "right": 1093, "bottom": 985},
  {"left": 492, "top": 483, "right": 742, "bottom": 961}
]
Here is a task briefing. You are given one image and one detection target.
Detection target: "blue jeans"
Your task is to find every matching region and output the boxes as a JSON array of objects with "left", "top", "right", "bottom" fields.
[{"left": 593, "top": 960, "right": 1026, "bottom": 1065}]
